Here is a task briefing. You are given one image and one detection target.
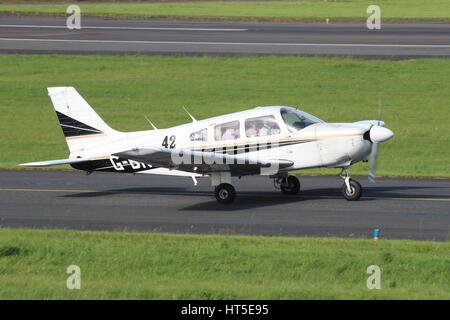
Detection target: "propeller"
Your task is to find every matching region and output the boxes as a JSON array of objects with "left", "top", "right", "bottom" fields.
[
  {"left": 368, "top": 91, "right": 384, "bottom": 183},
  {"left": 368, "top": 141, "right": 379, "bottom": 183}
]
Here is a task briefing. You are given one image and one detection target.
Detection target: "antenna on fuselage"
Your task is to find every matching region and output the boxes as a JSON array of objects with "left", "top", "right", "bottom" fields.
[
  {"left": 144, "top": 116, "right": 158, "bottom": 130},
  {"left": 182, "top": 106, "right": 197, "bottom": 122}
]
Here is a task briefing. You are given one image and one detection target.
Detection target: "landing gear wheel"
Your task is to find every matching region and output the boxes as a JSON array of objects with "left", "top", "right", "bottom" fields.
[
  {"left": 214, "top": 183, "right": 236, "bottom": 204},
  {"left": 342, "top": 179, "right": 362, "bottom": 201},
  {"left": 281, "top": 176, "right": 300, "bottom": 195}
]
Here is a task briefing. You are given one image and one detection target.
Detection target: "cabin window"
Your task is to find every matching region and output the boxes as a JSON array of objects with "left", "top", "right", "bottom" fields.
[
  {"left": 280, "top": 108, "right": 323, "bottom": 132},
  {"left": 245, "top": 115, "right": 281, "bottom": 138},
  {"left": 214, "top": 120, "right": 240, "bottom": 141},
  {"left": 190, "top": 128, "right": 208, "bottom": 141}
]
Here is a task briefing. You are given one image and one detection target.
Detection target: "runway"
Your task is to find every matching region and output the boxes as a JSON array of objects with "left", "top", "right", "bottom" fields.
[
  {"left": 0, "top": 170, "right": 449, "bottom": 241},
  {"left": 1, "top": 15, "right": 450, "bottom": 58}
]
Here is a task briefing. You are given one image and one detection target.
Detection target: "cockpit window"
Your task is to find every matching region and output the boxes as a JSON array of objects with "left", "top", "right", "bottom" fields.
[{"left": 280, "top": 108, "right": 323, "bottom": 132}]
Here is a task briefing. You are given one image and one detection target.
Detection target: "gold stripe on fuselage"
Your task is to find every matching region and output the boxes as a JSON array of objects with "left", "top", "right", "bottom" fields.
[
  {"left": 88, "top": 156, "right": 110, "bottom": 161},
  {"left": 185, "top": 133, "right": 363, "bottom": 151},
  {"left": 65, "top": 133, "right": 107, "bottom": 140}
]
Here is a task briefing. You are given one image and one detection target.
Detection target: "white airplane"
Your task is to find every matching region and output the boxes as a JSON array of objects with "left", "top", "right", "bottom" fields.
[{"left": 21, "top": 87, "right": 394, "bottom": 203}]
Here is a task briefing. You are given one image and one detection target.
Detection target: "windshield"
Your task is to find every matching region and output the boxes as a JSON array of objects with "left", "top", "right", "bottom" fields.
[{"left": 280, "top": 108, "right": 323, "bottom": 132}]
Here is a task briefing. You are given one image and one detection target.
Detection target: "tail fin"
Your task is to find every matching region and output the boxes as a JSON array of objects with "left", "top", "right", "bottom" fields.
[{"left": 48, "top": 87, "right": 121, "bottom": 153}]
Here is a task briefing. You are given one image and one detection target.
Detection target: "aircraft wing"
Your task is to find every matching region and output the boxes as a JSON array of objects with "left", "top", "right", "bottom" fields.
[
  {"left": 20, "top": 158, "right": 89, "bottom": 167},
  {"left": 114, "top": 147, "right": 293, "bottom": 176}
]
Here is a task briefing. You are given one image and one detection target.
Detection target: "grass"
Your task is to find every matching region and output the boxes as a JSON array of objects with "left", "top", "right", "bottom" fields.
[
  {"left": 1, "top": 0, "right": 183, "bottom": 1},
  {"left": 1, "top": 54, "right": 449, "bottom": 177},
  {"left": 0, "top": 228, "right": 449, "bottom": 299},
  {"left": 0, "top": 0, "right": 449, "bottom": 21}
]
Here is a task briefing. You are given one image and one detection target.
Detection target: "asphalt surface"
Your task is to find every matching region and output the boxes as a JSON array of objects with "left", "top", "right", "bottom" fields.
[
  {"left": 1, "top": 170, "right": 449, "bottom": 241},
  {"left": 1, "top": 15, "right": 450, "bottom": 58}
]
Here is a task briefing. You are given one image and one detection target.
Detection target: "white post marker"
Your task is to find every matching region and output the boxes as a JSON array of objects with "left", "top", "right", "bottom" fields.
[
  {"left": 66, "top": 265, "right": 81, "bottom": 289},
  {"left": 366, "top": 265, "right": 381, "bottom": 289},
  {"left": 66, "top": 5, "right": 81, "bottom": 30},
  {"left": 366, "top": 5, "right": 381, "bottom": 30}
]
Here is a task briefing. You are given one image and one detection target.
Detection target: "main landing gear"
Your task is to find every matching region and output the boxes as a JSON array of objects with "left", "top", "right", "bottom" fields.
[
  {"left": 340, "top": 168, "right": 362, "bottom": 201},
  {"left": 214, "top": 183, "right": 236, "bottom": 204},
  {"left": 274, "top": 175, "right": 300, "bottom": 195},
  {"left": 212, "top": 173, "right": 237, "bottom": 204}
]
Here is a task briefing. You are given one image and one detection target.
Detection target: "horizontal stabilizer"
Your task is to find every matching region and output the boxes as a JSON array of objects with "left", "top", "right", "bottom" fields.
[{"left": 19, "top": 158, "right": 89, "bottom": 167}]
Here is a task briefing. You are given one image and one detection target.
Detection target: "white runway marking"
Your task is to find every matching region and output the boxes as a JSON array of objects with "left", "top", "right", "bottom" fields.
[
  {"left": 0, "top": 38, "right": 449, "bottom": 48},
  {"left": 0, "top": 24, "right": 248, "bottom": 32}
]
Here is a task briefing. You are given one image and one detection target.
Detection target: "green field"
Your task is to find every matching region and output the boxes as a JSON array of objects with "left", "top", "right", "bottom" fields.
[
  {"left": 0, "top": 0, "right": 449, "bottom": 21},
  {"left": 0, "top": 228, "right": 448, "bottom": 299},
  {"left": 0, "top": 54, "right": 449, "bottom": 177}
]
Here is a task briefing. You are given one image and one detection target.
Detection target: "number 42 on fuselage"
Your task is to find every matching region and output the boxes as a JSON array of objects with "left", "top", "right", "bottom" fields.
[{"left": 20, "top": 87, "right": 394, "bottom": 203}]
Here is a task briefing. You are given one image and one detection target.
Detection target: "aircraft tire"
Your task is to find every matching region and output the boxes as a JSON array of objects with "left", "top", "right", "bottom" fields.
[
  {"left": 342, "top": 179, "right": 362, "bottom": 201},
  {"left": 281, "top": 176, "right": 300, "bottom": 195},
  {"left": 215, "top": 183, "right": 236, "bottom": 204}
]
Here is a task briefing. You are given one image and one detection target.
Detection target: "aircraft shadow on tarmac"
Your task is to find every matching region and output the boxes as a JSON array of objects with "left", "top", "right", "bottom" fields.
[
  {"left": 61, "top": 185, "right": 441, "bottom": 198},
  {"left": 59, "top": 184, "right": 444, "bottom": 211},
  {"left": 62, "top": 187, "right": 339, "bottom": 211},
  {"left": 61, "top": 187, "right": 200, "bottom": 198}
]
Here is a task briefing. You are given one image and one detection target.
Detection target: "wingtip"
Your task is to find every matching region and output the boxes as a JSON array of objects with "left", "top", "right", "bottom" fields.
[{"left": 19, "top": 162, "right": 38, "bottom": 167}]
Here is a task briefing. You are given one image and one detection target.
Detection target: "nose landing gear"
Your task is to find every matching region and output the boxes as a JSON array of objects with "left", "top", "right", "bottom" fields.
[{"left": 340, "top": 168, "right": 362, "bottom": 201}]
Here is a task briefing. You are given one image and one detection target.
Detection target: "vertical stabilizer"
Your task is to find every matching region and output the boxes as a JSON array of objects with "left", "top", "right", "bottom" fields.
[{"left": 47, "top": 87, "right": 121, "bottom": 153}]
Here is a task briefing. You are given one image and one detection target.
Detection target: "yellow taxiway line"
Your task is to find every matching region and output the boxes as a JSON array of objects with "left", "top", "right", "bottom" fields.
[{"left": 0, "top": 188, "right": 98, "bottom": 193}]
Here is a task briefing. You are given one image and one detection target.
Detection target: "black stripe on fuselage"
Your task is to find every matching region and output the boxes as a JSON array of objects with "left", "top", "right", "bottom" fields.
[{"left": 193, "top": 139, "right": 315, "bottom": 155}]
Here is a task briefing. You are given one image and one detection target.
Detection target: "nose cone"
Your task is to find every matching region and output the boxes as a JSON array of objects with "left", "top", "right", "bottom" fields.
[{"left": 370, "top": 125, "right": 394, "bottom": 143}]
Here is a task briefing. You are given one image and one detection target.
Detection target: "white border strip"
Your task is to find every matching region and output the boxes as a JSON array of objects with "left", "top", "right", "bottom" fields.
[
  {"left": 0, "top": 24, "right": 247, "bottom": 32},
  {"left": 0, "top": 38, "right": 449, "bottom": 48}
]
